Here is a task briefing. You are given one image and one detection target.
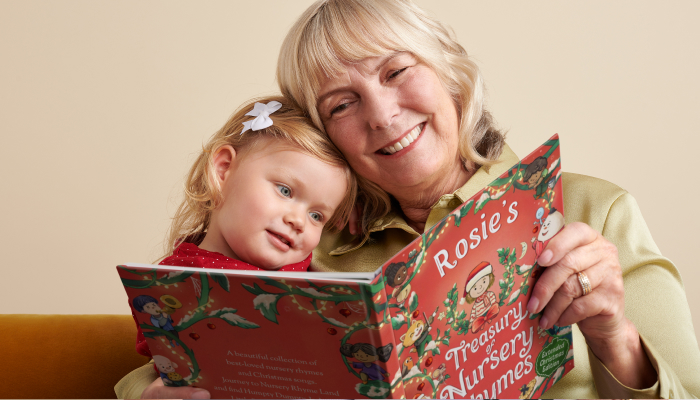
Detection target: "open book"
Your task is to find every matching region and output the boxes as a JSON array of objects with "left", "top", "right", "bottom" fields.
[{"left": 117, "top": 134, "right": 573, "bottom": 399}]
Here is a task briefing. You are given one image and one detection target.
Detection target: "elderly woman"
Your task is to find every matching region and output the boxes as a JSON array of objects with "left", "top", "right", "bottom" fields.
[{"left": 116, "top": 0, "right": 700, "bottom": 398}]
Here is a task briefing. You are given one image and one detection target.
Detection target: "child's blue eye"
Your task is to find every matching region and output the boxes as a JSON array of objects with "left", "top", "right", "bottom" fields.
[
  {"left": 309, "top": 212, "right": 323, "bottom": 222},
  {"left": 277, "top": 184, "right": 291, "bottom": 197}
]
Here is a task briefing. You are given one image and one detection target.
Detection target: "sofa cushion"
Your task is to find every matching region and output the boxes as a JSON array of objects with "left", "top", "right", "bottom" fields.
[{"left": 1, "top": 314, "right": 149, "bottom": 399}]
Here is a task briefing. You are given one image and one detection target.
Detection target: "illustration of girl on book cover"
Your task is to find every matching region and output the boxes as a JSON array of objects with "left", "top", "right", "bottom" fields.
[
  {"left": 340, "top": 342, "right": 394, "bottom": 384},
  {"left": 462, "top": 261, "right": 500, "bottom": 333}
]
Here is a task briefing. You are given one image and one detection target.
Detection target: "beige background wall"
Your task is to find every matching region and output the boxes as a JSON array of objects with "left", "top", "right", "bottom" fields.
[{"left": 1, "top": 1, "right": 698, "bottom": 344}]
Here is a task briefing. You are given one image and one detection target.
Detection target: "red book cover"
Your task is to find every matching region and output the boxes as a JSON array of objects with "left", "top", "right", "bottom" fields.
[
  {"left": 380, "top": 134, "right": 573, "bottom": 399},
  {"left": 117, "top": 134, "right": 572, "bottom": 399}
]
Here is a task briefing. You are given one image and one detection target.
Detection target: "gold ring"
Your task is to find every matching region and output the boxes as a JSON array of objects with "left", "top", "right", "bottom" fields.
[{"left": 577, "top": 272, "right": 592, "bottom": 296}]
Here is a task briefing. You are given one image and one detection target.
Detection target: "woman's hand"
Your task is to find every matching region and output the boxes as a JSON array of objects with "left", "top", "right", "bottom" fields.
[
  {"left": 529, "top": 222, "right": 657, "bottom": 389},
  {"left": 141, "top": 377, "right": 210, "bottom": 399}
]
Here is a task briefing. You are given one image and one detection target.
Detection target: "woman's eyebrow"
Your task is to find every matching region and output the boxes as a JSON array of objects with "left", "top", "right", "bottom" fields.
[{"left": 317, "top": 52, "right": 405, "bottom": 105}]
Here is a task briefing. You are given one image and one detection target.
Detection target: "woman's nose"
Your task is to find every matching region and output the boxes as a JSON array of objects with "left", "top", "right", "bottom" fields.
[{"left": 365, "top": 87, "right": 400, "bottom": 131}]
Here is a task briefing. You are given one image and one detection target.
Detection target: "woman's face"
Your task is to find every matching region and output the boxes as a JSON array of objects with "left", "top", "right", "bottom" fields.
[{"left": 317, "top": 52, "right": 462, "bottom": 197}]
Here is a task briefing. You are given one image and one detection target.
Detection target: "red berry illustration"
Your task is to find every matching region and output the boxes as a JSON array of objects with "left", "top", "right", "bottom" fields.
[
  {"left": 532, "top": 226, "right": 539, "bottom": 234},
  {"left": 425, "top": 357, "right": 433, "bottom": 367},
  {"left": 412, "top": 310, "right": 420, "bottom": 318},
  {"left": 327, "top": 328, "right": 337, "bottom": 335},
  {"left": 339, "top": 308, "right": 351, "bottom": 317},
  {"left": 207, "top": 323, "right": 216, "bottom": 330},
  {"left": 417, "top": 382, "right": 425, "bottom": 391},
  {"left": 189, "top": 332, "right": 200, "bottom": 340}
]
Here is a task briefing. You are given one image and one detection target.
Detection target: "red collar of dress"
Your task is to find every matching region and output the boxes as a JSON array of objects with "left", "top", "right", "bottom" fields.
[{"left": 172, "top": 242, "right": 312, "bottom": 271}]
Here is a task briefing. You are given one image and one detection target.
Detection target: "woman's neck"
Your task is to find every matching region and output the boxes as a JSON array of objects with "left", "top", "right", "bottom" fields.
[{"left": 394, "top": 161, "right": 477, "bottom": 234}]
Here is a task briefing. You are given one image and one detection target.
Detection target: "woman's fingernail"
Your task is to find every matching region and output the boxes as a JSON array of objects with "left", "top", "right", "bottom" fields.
[
  {"left": 539, "top": 316, "right": 549, "bottom": 330},
  {"left": 527, "top": 297, "right": 539, "bottom": 314},
  {"left": 538, "top": 249, "right": 553, "bottom": 265}
]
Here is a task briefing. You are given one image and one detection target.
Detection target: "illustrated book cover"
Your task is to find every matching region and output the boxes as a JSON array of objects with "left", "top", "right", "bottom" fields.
[{"left": 117, "top": 134, "right": 573, "bottom": 399}]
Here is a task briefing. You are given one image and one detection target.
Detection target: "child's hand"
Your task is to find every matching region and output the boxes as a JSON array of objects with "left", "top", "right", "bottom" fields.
[{"left": 141, "top": 377, "right": 210, "bottom": 399}]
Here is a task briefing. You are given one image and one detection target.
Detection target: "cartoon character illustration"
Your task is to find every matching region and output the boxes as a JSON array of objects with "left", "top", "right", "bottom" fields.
[
  {"left": 340, "top": 342, "right": 394, "bottom": 384},
  {"left": 401, "top": 356, "right": 415, "bottom": 377},
  {"left": 400, "top": 307, "right": 439, "bottom": 356},
  {"left": 152, "top": 355, "right": 188, "bottom": 387},
  {"left": 133, "top": 294, "right": 180, "bottom": 346},
  {"left": 531, "top": 208, "right": 565, "bottom": 259},
  {"left": 523, "top": 156, "right": 549, "bottom": 198},
  {"left": 385, "top": 261, "right": 411, "bottom": 304},
  {"left": 463, "top": 261, "right": 500, "bottom": 333},
  {"left": 431, "top": 363, "right": 447, "bottom": 385}
]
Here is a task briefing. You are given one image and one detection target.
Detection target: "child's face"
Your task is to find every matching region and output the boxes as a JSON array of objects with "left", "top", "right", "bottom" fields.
[
  {"left": 142, "top": 302, "right": 161, "bottom": 315},
  {"left": 392, "top": 266, "right": 408, "bottom": 286},
  {"left": 209, "top": 140, "right": 348, "bottom": 269},
  {"left": 469, "top": 275, "right": 490, "bottom": 298},
  {"left": 353, "top": 350, "right": 378, "bottom": 363},
  {"left": 153, "top": 357, "right": 175, "bottom": 373},
  {"left": 538, "top": 210, "right": 565, "bottom": 241},
  {"left": 527, "top": 170, "right": 543, "bottom": 187}
]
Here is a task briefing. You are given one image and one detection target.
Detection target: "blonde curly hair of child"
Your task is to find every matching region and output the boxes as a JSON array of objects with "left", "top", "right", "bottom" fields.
[{"left": 161, "top": 95, "right": 358, "bottom": 260}]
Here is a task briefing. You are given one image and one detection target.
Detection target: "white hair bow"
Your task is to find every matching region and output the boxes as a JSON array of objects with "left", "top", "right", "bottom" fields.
[{"left": 241, "top": 101, "right": 282, "bottom": 134}]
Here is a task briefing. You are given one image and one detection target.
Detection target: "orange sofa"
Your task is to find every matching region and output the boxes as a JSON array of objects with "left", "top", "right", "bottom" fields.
[{"left": 2, "top": 314, "right": 149, "bottom": 399}]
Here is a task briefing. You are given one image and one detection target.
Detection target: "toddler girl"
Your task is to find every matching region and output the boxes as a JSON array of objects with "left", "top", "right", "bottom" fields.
[{"left": 132, "top": 95, "right": 358, "bottom": 358}]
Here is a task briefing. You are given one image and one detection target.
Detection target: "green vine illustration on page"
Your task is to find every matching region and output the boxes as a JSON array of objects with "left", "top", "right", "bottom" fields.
[{"left": 120, "top": 269, "right": 259, "bottom": 386}]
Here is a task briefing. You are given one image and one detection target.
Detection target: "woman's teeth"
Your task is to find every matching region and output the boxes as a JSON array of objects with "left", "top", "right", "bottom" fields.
[{"left": 382, "top": 124, "right": 423, "bottom": 155}]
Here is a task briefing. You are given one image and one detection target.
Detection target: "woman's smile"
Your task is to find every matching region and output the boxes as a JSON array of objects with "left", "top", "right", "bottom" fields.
[{"left": 379, "top": 123, "right": 425, "bottom": 155}]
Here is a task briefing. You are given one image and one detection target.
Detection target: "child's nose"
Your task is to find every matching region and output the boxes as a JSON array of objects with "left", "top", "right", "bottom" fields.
[{"left": 283, "top": 206, "right": 305, "bottom": 232}]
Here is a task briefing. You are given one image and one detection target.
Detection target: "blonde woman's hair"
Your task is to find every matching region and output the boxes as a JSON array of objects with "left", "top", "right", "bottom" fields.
[
  {"left": 162, "top": 95, "right": 357, "bottom": 260},
  {"left": 277, "top": 0, "right": 505, "bottom": 233}
]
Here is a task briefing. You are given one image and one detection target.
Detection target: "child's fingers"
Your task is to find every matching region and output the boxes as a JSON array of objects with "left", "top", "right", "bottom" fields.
[{"left": 141, "top": 377, "right": 211, "bottom": 399}]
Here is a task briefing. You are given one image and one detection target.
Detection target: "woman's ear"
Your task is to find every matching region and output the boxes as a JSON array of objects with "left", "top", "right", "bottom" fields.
[{"left": 211, "top": 145, "right": 237, "bottom": 184}]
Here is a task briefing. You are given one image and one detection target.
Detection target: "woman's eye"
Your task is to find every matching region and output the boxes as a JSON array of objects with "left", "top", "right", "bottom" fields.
[
  {"left": 388, "top": 67, "right": 408, "bottom": 80},
  {"left": 309, "top": 212, "right": 323, "bottom": 222},
  {"left": 276, "top": 184, "right": 291, "bottom": 197},
  {"left": 330, "top": 102, "right": 350, "bottom": 115}
]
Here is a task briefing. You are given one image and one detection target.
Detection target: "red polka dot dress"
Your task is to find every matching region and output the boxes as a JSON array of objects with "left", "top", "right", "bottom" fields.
[{"left": 133, "top": 242, "right": 311, "bottom": 358}]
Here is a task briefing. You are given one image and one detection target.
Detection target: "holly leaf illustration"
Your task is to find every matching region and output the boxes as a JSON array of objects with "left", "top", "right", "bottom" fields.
[
  {"left": 209, "top": 273, "right": 230, "bottom": 292},
  {"left": 409, "top": 293, "right": 419, "bottom": 313},
  {"left": 508, "top": 249, "right": 517, "bottom": 265},
  {"left": 252, "top": 292, "right": 283, "bottom": 324},
  {"left": 210, "top": 308, "right": 260, "bottom": 329},
  {"left": 392, "top": 315, "right": 407, "bottom": 330},
  {"left": 242, "top": 283, "right": 283, "bottom": 323}
]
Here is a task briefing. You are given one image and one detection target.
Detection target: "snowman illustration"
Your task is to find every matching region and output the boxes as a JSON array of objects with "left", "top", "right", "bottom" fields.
[{"left": 532, "top": 207, "right": 565, "bottom": 260}]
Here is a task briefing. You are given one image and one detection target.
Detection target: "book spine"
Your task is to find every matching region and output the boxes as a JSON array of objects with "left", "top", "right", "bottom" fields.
[{"left": 360, "top": 274, "right": 406, "bottom": 399}]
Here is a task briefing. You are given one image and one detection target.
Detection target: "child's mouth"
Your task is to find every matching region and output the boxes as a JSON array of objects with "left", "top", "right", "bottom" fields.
[{"left": 267, "top": 230, "right": 291, "bottom": 247}]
